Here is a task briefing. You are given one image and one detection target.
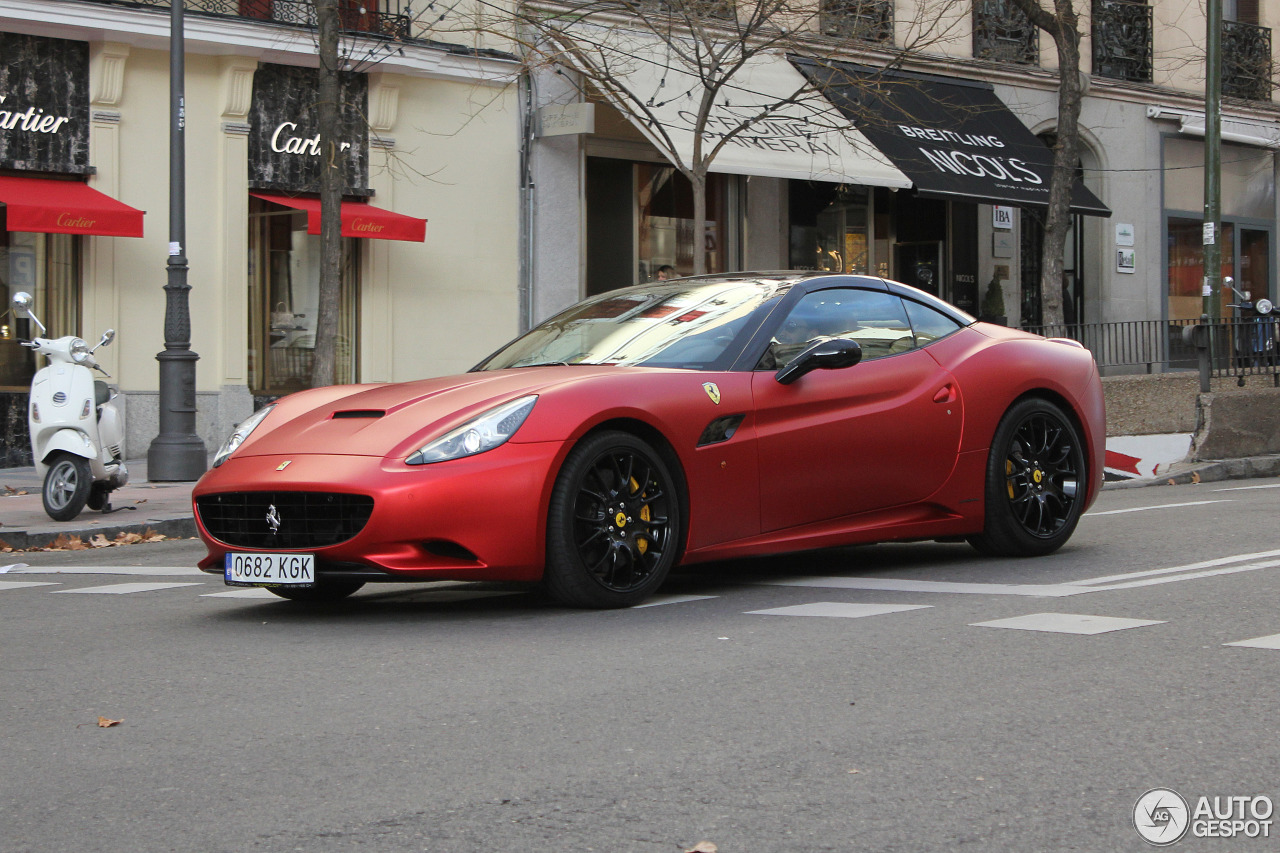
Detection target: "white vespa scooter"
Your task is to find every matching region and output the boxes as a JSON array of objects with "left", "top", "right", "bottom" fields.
[{"left": 11, "top": 291, "right": 129, "bottom": 521}]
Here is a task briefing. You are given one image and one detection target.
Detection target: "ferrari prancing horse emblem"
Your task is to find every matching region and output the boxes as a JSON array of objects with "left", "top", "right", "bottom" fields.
[{"left": 702, "top": 382, "right": 721, "bottom": 405}]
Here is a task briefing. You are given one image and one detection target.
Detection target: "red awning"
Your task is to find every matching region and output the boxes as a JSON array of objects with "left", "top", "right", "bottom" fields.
[
  {"left": 251, "top": 192, "right": 427, "bottom": 243},
  {"left": 0, "top": 175, "right": 145, "bottom": 238}
]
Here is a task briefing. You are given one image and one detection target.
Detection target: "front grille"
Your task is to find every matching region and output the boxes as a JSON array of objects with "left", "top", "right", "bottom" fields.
[{"left": 197, "top": 491, "right": 374, "bottom": 549}]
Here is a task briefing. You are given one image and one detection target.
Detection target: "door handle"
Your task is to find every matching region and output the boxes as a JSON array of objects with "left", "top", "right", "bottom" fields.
[{"left": 933, "top": 384, "right": 956, "bottom": 404}]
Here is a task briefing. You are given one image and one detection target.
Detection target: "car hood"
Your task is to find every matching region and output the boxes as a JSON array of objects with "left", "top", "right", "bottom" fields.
[{"left": 236, "top": 367, "right": 608, "bottom": 460}]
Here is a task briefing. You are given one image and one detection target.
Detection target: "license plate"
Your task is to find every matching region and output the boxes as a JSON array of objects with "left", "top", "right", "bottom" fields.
[{"left": 226, "top": 552, "right": 316, "bottom": 587}]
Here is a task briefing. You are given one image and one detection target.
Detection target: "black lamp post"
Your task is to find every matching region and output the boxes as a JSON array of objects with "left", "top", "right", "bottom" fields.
[{"left": 147, "top": 0, "right": 207, "bottom": 480}]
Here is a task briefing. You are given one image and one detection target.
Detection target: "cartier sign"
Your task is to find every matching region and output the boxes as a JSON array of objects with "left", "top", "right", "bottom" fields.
[
  {"left": 249, "top": 63, "right": 369, "bottom": 195},
  {"left": 0, "top": 33, "right": 90, "bottom": 173}
]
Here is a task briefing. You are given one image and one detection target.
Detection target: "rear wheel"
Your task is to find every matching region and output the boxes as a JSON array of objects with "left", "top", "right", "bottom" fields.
[
  {"left": 42, "top": 453, "right": 93, "bottom": 521},
  {"left": 267, "top": 581, "right": 365, "bottom": 603},
  {"left": 545, "top": 431, "right": 682, "bottom": 608},
  {"left": 969, "top": 398, "right": 1086, "bottom": 557}
]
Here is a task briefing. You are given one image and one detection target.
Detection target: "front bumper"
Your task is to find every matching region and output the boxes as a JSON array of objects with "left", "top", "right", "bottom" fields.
[{"left": 193, "top": 443, "right": 563, "bottom": 583}]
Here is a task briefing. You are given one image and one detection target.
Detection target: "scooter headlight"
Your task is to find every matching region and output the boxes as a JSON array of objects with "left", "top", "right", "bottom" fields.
[
  {"left": 213, "top": 404, "right": 276, "bottom": 468},
  {"left": 70, "top": 338, "right": 91, "bottom": 364},
  {"left": 1257, "top": 298, "right": 1274, "bottom": 316}
]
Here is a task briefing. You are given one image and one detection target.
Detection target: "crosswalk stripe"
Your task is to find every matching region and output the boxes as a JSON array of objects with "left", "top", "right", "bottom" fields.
[
  {"left": 0, "top": 580, "right": 60, "bottom": 591},
  {"left": 747, "top": 602, "right": 932, "bottom": 618},
  {"left": 52, "top": 582, "right": 205, "bottom": 595}
]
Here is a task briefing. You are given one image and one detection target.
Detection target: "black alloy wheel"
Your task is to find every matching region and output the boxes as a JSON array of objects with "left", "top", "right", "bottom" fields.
[
  {"left": 545, "top": 431, "right": 682, "bottom": 608},
  {"left": 42, "top": 453, "right": 93, "bottom": 522},
  {"left": 969, "top": 398, "right": 1086, "bottom": 557}
]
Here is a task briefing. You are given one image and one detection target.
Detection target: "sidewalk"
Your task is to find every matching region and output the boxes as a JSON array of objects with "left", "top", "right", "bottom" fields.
[
  {"left": 0, "top": 460, "right": 200, "bottom": 550},
  {"left": 4, "top": 453, "right": 1280, "bottom": 552}
]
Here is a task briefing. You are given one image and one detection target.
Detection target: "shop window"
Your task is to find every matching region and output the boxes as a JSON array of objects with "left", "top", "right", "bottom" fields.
[
  {"left": 636, "top": 163, "right": 731, "bottom": 285},
  {"left": 0, "top": 213, "right": 81, "bottom": 391},
  {"left": 247, "top": 196, "right": 359, "bottom": 396},
  {"left": 1163, "top": 138, "right": 1275, "bottom": 322}
]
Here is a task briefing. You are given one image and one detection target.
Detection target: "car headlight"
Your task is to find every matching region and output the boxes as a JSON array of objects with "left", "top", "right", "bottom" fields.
[
  {"left": 70, "top": 338, "right": 91, "bottom": 364},
  {"left": 212, "top": 404, "right": 276, "bottom": 468},
  {"left": 406, "top": 395, "right": 537, "bottom": 465}
]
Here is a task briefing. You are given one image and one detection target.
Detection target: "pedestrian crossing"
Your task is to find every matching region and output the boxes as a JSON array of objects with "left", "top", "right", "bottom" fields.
[{"left": 5, "top": 556, "right": 1280, "bottom": 651}]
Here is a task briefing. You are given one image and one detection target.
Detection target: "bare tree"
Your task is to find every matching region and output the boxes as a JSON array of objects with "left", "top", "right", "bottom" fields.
[
  {"left": 1007, "top": 0, "right": 1086, "bottom": 327},
  {"left": 513, "top": 0, "right": 959, "bottom": 275}
]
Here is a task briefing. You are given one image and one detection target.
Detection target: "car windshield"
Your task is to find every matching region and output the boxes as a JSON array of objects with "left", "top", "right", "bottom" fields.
[{"left": 477, "top": 279, "right": 787, "bottom": 371}]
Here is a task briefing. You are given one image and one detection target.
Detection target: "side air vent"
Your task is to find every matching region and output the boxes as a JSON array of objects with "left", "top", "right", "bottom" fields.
[
  {"left": 697, "top": 414, "right": 746, "bottom": 447},
  {"left": 332, "top": 410, "right": 385, "bottom": 419}
]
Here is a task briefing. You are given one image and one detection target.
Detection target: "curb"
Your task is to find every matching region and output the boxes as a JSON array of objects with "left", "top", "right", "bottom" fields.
[
  {"left": 0, "top": 516, "right": 198, "bottom": 552},
  {"left": 1103, "top": 454, "right": 1280, "bottom": 490}
]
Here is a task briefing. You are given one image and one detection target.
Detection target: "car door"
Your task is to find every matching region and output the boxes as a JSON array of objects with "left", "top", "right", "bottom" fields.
[{"left": 751, "top": 286, "right": 963, "bottom": 533}]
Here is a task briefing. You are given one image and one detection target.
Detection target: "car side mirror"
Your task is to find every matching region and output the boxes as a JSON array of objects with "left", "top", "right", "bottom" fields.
[{"left": 775, "top": 337, "right": 862, "bottom": 385}]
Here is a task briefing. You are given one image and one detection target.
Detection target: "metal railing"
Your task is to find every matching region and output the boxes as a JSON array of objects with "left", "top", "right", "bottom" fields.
[
  {"left": 80, "top": 0, "right": 412, "bottom": 40},
  {"left": 1223, "top": 20, "right": 1273, "bottom": 102},
  {"left": 1024, "top": 317, "right": 1280, "bottom": 389},
  {"left": 972, "top": 0, "right": 1039, "bottom": 66},
  {"left": 821, "top": 0, "right": 895, "bottom": 44},
  {"left": 1092, "top": 0, "right": 1153, "bottom": 83}
]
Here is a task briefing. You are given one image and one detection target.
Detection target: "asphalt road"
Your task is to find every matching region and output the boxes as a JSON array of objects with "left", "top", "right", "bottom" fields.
[{"left": 4, "top": 479, "right": 1280, "bottom": 852}]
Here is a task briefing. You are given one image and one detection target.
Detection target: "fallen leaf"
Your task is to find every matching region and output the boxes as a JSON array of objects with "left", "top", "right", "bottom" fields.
[
  {"left": 97, "top": 716, "right": 123, "bottom": 728},
  {"left": 1192, "top": 471, "right": 1201, "bottom": 484},
  {"left": 685, "top": 844, "right": 717, "bottom": 853},
  {"left": 2, "top": 485, "right": 29, "bottom": 496},
  {"left": 133, "top": 498, "right": 149, "bottom": 505},
  {"left": 115, "top": 532, "right": 143, "bottom": 545},
  {"left": 45, "top": 534, "right": 88, "bottom": 551}
]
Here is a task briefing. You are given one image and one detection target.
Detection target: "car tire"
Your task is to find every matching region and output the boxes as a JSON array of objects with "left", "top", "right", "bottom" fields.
[
  {"left": 545, "top": 430, "right": 682, "bottom": 608},
  {"left": 969, "top": 398, "right": 1086, "bottom": 558},
  {"left": 267, "top": 581, "right": 365, "bottom": 603},
  {"left": 42, "top": 453, "right": 93, "bottom": 522}
]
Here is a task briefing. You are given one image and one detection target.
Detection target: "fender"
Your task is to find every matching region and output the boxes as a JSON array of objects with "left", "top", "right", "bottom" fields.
[{"left": 35, "top": 428, "right": 96, "bottom": 478}]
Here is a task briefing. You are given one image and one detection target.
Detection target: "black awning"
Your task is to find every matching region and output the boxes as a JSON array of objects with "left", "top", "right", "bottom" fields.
[{"left": 792, "top": 59, "right": 1110, "bottom": 217}]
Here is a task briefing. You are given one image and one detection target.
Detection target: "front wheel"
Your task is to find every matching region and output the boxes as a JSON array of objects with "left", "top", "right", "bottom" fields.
[
  {"left": 969, "top": 398, "right": 1086, "bottom": 557},
  {"left": 42, "top": 453, "right": 93, "bottom": 521},
  {"left": 545, "top": 431, "right": 683, "bottom": 608}
]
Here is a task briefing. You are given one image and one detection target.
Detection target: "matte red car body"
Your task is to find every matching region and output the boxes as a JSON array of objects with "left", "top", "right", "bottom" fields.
[{"left": 194, "top": 277, "right": 1105, "bottom": 587}]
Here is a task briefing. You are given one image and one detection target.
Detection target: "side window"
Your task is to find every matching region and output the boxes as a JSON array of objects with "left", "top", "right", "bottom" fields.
[
  {"left": 758, "top": 288, "right": 915, "bottom": 369},
  {"left": 903, "top": 299, "right": 964, "bottom": 346}
]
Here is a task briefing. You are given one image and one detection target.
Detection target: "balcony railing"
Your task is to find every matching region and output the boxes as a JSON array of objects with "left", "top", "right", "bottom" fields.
[
  {"left": 1024, "top": 318, "right": 1280, "bottom": 388},
  {"left": 821, "top": 0, "right": 894, "bottom": 44},
  {"left": 1223, "top": 20, "right": 1273, "bottom": 102},
  {"left": 1092, "top": 0, "right": 1153, "bottom": 83},
  {"left": 972, "top": 0, "right": 1038, "bottom": 66},
  {"left": 81, "top": 0, "right": 412, "bottom": 40}
]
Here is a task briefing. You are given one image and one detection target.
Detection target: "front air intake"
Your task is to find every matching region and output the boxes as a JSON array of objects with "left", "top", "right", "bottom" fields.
[{"left": 196, "top": 491, "right": 374, "bottom": 549}]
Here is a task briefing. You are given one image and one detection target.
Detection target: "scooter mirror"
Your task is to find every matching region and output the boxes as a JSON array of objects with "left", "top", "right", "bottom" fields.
[
  {"left": 10, "top": 291, "right": 46, "bottom": 334},
  {"left": 99, "top": 329, "right": 116, "bottom": 348},
  {"left": 11, "top": 291, "right": 33, "bottom": 316}
]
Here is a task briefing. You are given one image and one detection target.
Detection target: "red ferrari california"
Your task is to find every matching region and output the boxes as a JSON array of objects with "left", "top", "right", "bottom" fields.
[{"left": 194, "top": 272, "right": 1105, "bottom": 607}]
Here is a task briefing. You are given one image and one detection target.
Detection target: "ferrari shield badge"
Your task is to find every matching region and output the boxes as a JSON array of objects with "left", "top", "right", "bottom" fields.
[{"left": 702, "top": 382, "right": 721, "bottom": 405}]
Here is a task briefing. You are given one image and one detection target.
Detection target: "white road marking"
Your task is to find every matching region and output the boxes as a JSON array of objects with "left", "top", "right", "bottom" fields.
[
  {"left": 747, "top": 602, "right": 932, "bottom": 619},
  {"left": 1214, "top": 483, "right": 1280, "bottom": 492},
  {"left": 632, "top": 594, "right": 718, "bottom": 608},
  {"left": 1225, "top": 634, "right": 1280, "bottom": 650},
  {"left": 6, "top": 565, "right": 205, "bottom": 576},
  {"left": 1088, "top": 500, "right": 1231, "bottom": 516},
  {"left": 769, "top": 577, "right": 1085, "bottom": 597},
  {"left": 53, "top": 582, "right": 204, "bottom": 595},
  {"left": 0, "top": 580, "right": 60, "bottom": 591},
  {"left": 972, "top": 613, "right": 1165, "bottom": 635}
]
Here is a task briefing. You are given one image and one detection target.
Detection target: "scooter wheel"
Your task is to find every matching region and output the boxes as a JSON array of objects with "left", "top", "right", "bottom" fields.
[{"left": 42, "top": 453, "right": 93, "bottom": 521}]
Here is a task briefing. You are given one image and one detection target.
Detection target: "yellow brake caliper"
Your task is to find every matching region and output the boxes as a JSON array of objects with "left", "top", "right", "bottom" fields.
[{"left": 630, "top": 476, "right": 651, "bottom": 555}]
